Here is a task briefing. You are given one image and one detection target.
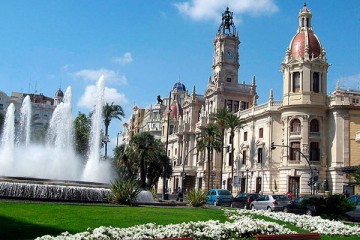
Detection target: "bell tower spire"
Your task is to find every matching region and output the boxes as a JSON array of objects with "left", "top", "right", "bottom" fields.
[
  {"left": 212, "top": 7, "right": 240, "bottom": 86},
  {"left": 218, "top": 7, "right": 237, "bottom": 36}
]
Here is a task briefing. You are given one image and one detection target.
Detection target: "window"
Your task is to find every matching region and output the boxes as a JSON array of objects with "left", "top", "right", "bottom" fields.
[
  {"left": 241, "top": 101, "right": 249, "bottom": 110},
  {"left": 292, "top": 72, "right": 300, "bottom": 92},
  {"left": 313, "top": 72, "right": 320, "bottom": 93},
  {"left": 227, "top": 77, "right": 232, "bottom": 82},
  {"left": 169, "top": 125, "right": 175, "bottom": 134},
  {"left": 242, "top": 150, "right": 247, "bottom": 164},
  {"left": 310, "top": 142, "right": 320, "bottom": 161},
  {"left": 234, "top": 101, "right": 239, "bottom": 112},
  {"left": 259, "top": 128, "right": 263, "bottom": 138},
  {"left": 258, "top": 148, "right": 263, "bottom": 164},
  {"left": 175, "top": 148, "right": 177, "bottom": 155},
  {"left": 244, "top": 132, "right": 248, "bottom": 141},
  {"left": 226, "top": 100, "right": 233, "bottom": 112},
  {"left": 290, "top": 119, "right": 301, "bottom": 133},
  {"left": 290, "top": 142, "right": 300, "bottom": 161},
  {"left": 229, "top": 152, "right": 233, "bottom": 166},
  {"left": 256, "top": 177, "right": 262, "bottom": 193},
  {"left": 310, "top": 119, "right": 319, "bottom": 133}
]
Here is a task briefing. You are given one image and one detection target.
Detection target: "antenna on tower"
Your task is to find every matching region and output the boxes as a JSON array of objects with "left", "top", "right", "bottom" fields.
[{"left": 34, "top": 81, "right": 38, "bottom": 94}]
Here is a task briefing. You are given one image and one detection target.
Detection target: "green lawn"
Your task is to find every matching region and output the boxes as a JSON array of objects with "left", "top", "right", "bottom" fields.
[
  {"left": 0, "top": 201, "right": 227, "bottom": 240},
  {"left": 0, "top": 201, "right": 358, "bottom": 240}
]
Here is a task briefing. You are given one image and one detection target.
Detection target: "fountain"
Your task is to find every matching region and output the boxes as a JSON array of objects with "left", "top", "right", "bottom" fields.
[{"left": 0, "top": 76, "right": 113, "bottom": 202}]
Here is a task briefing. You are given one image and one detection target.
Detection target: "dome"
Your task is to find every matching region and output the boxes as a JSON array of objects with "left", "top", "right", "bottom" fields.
[
  {"left": 164, "top": 101, "right": 183, "bottom": 119},
  {"left": 173, "top": 81, "right": 186, "bottom": 91},
  {"left": 290, "top": 31, "right": 321, "bottom": 59},
  {"left": 54, "top": 88, "right": 64, "bottom": 98}
]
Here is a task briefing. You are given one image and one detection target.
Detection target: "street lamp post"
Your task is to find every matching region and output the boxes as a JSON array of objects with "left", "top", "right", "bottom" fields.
[
  {"left": 245, "top": 168, "right": 249, "bottom": 193},
  {"left": 182, "top": 145, "right": 198, "bottom": 191},
  {"left": 271, "top": 143, "right": 315, "bottom": 195},
  {"left": 162, "top": 91, "right": 171, "bottom": 200}
]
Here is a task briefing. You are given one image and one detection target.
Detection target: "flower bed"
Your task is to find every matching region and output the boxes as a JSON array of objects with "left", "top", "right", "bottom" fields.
[
  {"left": 36, "top": 208, "right": 360, "bottom": 239},
  {"left": 36, "top": 215, "right": 294, "bottom": 240},
  {"left": 224, "top": 209, "right": 360, "bottom": 237}
]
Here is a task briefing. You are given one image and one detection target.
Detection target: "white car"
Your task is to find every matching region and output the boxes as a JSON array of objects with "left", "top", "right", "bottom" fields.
[{"left": 250, "top": 194, "right": 290, "bottom": 211}]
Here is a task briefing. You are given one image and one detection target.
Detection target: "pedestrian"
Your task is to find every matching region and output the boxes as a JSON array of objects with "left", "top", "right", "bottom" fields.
[
  {"left": 286, "top": 191, "right": 293, "bottom": 200},
  {"left": 176, "top": 187, "right": 183, "bottom": 201}
]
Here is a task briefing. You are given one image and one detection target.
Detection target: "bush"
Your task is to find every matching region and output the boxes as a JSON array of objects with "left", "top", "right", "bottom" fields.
[
  {"left": 320, "top": 194, "right": 355, "bottom": 220},
  {"left": 110, "top": 178, "right": 141, "bottom": 205},
  {"left": 187, "top": 189, "right": 207, "bottom": 207},
  {"left": 305, "top": 193, "right": 355, "bottom": 220}
]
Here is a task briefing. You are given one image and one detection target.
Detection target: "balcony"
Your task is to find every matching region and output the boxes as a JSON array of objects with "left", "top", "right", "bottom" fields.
[
  {"left": 310, "top": 132, "right": 320, "bottom": 138},
  {"left": 289, "top": 131, "right": 301, "bottom": 136}
]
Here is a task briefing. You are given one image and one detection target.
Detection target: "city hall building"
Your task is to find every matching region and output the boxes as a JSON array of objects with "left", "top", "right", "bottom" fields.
[{"left": 122, "top": 4, "right": 360, "bottom": 196}]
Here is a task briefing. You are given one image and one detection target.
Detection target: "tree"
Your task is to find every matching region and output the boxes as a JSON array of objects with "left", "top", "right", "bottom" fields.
[
  {"left": 102, "top": 103, "right": 125, "bottom": 158},
  {"left": 74, "top": 112, "right": 91, "bottom": 159},
  {"left": 214, "top": 107, "right": 231, "bottom": 188},
  {"left": 352, "top": 167, "right": 360, "bottom": 183},
  {"left": 113, "top": 143, "right": 139, "bottom": 181},
  {"left": 121, "top": 132, "right": 172, "bottom": 189},
  {"left": 225, "top": 112, "right": 242, "bottom": 182},
  {"left": 197, "top": 124, "right": 222, "bottom": 190}
]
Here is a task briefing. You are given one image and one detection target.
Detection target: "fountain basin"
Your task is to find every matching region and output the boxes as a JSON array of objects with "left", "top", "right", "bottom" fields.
[{"left": 0, "top": 176, "right": 110, "bottom": 203}]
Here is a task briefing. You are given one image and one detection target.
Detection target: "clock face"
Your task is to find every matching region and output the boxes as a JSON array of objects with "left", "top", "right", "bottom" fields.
[{"left": 226, "top": 49, "right": 234, "bottom": 59}]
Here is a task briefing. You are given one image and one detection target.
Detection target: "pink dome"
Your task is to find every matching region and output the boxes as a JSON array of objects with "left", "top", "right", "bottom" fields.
[
  {"left": 291, "top": 31, "right": 321, "bottom": 59},
  {"left": 164, "top": 101, "right": 183, "bottom": 119}
]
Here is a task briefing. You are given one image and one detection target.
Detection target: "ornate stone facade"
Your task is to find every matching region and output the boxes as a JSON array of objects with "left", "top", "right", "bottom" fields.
[{"left": 122, "top": 4, "right": 360, "bottom": 196}]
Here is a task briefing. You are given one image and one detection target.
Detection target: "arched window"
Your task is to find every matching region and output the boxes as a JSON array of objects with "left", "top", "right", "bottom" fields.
[
  {"left": 310, "top": 119, "right": 319, "bottom": 133},
  {"left": 290, "top": 119, "right": 301, "bottom": 134}
]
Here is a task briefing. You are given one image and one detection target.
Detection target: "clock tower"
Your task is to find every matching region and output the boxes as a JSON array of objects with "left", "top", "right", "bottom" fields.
[
  {"left": 212, "top": 7, "right": 240, "bottom": 86},
  {"left": 205, "top": 7, "right": 255, "bottom": 116}
]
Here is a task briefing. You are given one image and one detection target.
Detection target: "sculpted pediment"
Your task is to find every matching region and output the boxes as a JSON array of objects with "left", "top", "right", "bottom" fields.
[
  {"left": 256, "top": 139, "right": 264, "bottom": 146},
  {"left": 240, "top": 142, "right": 249, "bottom": 149}
]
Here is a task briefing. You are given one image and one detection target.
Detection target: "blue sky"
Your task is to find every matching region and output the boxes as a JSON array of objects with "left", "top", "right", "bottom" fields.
[{"left": 0, "top": 0, "right": 359, "bottom": 148}]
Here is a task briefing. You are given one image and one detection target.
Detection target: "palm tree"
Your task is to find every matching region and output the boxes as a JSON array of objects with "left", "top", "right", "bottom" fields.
[
  {"left": 197, "top": 124, "right": 222, "bottom": 190},
  {"left": 225, "top": 112, "right": 243, "bottom": 182},
  {"left": 128, "top": 132, "right": 171, "bottom": 189},
  {"left": 103, "top": 103, "right": 125, "bottom": 158},
  {"left": 214, "top": 107, "right": 231, "bottom": 188}
]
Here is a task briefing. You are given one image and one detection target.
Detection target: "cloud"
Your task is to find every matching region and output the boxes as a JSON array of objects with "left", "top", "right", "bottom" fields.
[
  {"left": 174, "top": 0, "right": 278, "bottom": 21},
  {"left": 73, "top": 68, "right": 128, "bottom": 85},
  {"left": 113, "top": 52, "right": 133, "bottom": 65},
  {"left": 78, "top": 85, "right": 129, "bottom": 109}
]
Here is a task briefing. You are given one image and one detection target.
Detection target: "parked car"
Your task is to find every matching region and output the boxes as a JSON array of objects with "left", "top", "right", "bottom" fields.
[
  {"left": 231, "top": 193, "right": 260, "bottom": 209},
  {"left": 250, "top": 194, "right": 290, "bottom": 211},
  {"left": 283, "top": 195, "right": 323, "bottom": 216},
  {"left": 344, "top": 195, "right": 360, "bottom": 222},
  {"left": 207, "top": 189, "right": 233, "bottom": 206}
]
